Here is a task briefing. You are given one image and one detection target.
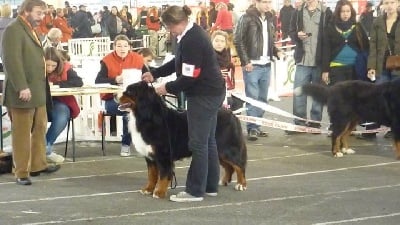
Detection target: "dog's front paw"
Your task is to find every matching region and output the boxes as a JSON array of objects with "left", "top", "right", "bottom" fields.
[
  {"left": 153, "top": 189, "right": 167, "bottom": 199},
  {"left": 334, "top": 152, "right": 344, "bottom": 158},
  {"left": 342, "top": 148, "right": 355, "bottom": 154},
  {"left": 140, "top": 189, "right": 153, "bottom": 196},
  {"left": 234, "top": 183, "right": 247, "bottom": 191}
]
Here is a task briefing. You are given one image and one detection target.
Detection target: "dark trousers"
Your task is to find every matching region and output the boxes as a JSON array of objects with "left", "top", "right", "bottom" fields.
[
  {"left": 185, "top": 94, "right": 224, "bottom": 197},
  {"left": 328, "top": 65, "right": 356, "bottom": 86}
]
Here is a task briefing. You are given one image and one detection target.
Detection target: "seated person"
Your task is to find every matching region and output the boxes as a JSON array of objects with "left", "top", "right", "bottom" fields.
[
  {"left": 137, "top": 47, "right": 155, "bottom": 70},
  {"left": 95, "top": 34, "right": 148, "bottom": 157},
  {"left": 45, "top": 47, "right": 83, "bottom": 163},
  {"left": 42, "top": 27, "right": 64, "bottom": 51}
]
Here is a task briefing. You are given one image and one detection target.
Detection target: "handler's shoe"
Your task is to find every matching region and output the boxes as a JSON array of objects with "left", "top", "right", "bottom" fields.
[
  {"left": 205, "top": 192, "right": 218, "bottom": 197},
  {"left": 170, "top": 191, "right": 204, "bottom": 202},
  {"left": 120, "top": 145, "right": 131, "bottom": 157}
]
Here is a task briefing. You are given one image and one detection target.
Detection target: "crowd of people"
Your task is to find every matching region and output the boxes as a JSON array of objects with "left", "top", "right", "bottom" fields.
[{"left": 0, "top": 0, "right": 397, "bottom": 204}]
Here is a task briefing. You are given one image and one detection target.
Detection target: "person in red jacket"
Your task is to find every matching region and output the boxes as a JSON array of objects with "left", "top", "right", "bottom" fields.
[
  {"left": 95, "top": 34, "right": 148, "bottom": 157},
  {"left": 45, "top": 47, "right": 83, "bottom": 163},
  {"left": 36, "top": 4, "right": 54, "bottom": 38},
  {"left": 211, "top": 2, "right": 233, "bottom": 34},
  {"left": 146, "top": 6, "right": 160, "bottom": 56},
  {"left": 53, "top": 8, "right": 73, "bottom": 43}
]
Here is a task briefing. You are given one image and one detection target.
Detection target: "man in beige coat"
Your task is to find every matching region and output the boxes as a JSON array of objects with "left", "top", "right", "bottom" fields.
[{"left": 1, "top": 0, "right": 60, "bottom": 185}]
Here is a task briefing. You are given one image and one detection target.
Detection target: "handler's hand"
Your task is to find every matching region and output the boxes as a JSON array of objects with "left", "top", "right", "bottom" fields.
[
  {"left": 155, "top": 83, "right": 167, "bottom": 96},
  {"left": 322, "top": 72, "right": 330, "bottom": 85},
  {"left": 115, "top": 75, "right": 123, "bottom": 84},
  {"left": 142, "top": 72, "right": 154, "bottom": 83},
  {"left": 367, "top": 69, "right": 376, "bottom": 81},
  {"left": 19, "top": 88, "right": 31, "bottom": 102},
  {"left": 244, "top": 63, "right": 253, "bottom": 72}
]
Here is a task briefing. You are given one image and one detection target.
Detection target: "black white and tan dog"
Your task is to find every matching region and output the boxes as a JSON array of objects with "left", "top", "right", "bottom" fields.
[
  {"left": 295, "top": 79, "right": 400, "bottom": 159},
  {"left": 118, "top": 81, "right": 247, "bottom": 199}
]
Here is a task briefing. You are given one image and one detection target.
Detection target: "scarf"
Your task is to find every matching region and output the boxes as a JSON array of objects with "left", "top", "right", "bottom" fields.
[
  {"left": 215, "top": 49, "right": 231, "bottom": 70},
  {"left": 335, "top": 20, "right": 354, "bottom": 31}
]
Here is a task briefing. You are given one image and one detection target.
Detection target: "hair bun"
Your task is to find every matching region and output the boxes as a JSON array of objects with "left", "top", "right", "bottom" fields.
[{"left": 182, "top": 5, "right": 192, "bottom": 16}]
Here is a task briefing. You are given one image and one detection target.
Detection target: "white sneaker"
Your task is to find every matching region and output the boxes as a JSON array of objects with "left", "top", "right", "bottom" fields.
[
  {"left": 169, "top": 191, "right": 204, "bottom": 202},
  {"left": 46, "top": 152, "right": 65, "bottom": 163},
  {"left": 205, "top": 192, "right": 218, "bottom": 197},
  {"left": 120, "top": 145, "right": 131, "bottom": 157}
]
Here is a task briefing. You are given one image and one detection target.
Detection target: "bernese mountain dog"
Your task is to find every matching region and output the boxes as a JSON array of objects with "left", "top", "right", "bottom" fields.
[
  {"left": 296, "top": 79, "right": 400, "bottom": 159},
  {"left": 118, "top": 81, "right": 247, "bottom": 199}
]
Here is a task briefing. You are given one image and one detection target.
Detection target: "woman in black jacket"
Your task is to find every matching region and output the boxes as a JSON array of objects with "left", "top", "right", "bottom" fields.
[
  {"left": 106, "top": 6, "right": 122, "bottom": 42},
  {"left": 142, "top": 5, "right": 225, "bottom": 202},
  {"left": 321, "top": 0, "right": 369, "bottom": 85}
]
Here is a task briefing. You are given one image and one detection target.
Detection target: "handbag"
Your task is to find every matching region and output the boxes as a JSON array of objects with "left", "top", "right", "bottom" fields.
[
  {"left": 386, "top": 55, "right": 400, "bottom": 70},
  {"left": 221, "top": 69, "right": 235, "bottom": 90},
  {"left": 91, "top": 23, "right": 102, "bottom": 34},
  {"left": 385, "top": 34, "right": 400, "bottom": 70}
]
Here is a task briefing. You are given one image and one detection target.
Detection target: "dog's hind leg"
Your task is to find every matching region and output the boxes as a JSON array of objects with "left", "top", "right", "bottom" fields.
[
  {"left": 331, "top": 121, "right": 349, "bottom": 158},
  {"left": 232, "top": 164, "right": 247, "bottom": 191},
  {"left": 141, "top": 159, "right": 159, "bottom": 196},
  {"left": 394, "top": 141, "right": 400, "bottom": 160},
  {"left": 340, "top": 120, "right": 357, "bottom": 155},
  {"left": 219, "top": 159, "right": 234, "bottom": 186},
  {"left": 220, "top": 158, "right": 247, "bottom": 191}
]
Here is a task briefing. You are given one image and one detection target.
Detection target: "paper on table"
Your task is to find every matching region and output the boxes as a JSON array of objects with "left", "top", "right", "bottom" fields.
[{"left": 122, "top": 69, "right": 142, "bottom": 91}]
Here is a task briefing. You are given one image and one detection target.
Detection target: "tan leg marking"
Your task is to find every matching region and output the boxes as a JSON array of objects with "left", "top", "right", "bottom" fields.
[
  {"left": 141, "top": 163, "right": 158, "bottom": 196},
  {"left": 394, "top": 141, "right": 400, "bottom": 160},
  {"left": 153, "top": 176, "right": 170, "bottom": 199},
  {"left": 219, "top": 159, "right": 234, "bottom": 186}
]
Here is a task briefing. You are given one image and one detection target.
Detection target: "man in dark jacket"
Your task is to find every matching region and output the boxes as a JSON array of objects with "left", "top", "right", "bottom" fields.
[
  {"left": 287, "top": 0, "right": 332, "bottom": 133},
  {"left": 279, "top": 0, "right": 294, "bottom": 45},
  {"left": 71, "top": 5, "right": 92, "bottom": 38},
  {"left": 360, "top": 1, "right": 374, "bottom": 36},
  {"left": 234, "top": 0, "right": 283, "bottom": 141}
]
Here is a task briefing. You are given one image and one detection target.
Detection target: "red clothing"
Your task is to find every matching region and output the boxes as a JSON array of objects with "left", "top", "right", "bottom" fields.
[
  {"left": 53, "top": 16, "right": 73, "bottom": 43},
  {"left": 101, "top": 51, "right": 144, "bottom": 100},
  {"left": 146, "top": 8, "right": 160, "bottom": 31},
  {"left": 213, "top": 8, "right": 233, "bottom": 31},
  {"left": 37, "top": 13, "right": 53, "bottom": 36},
  {"left": 48, "top": 62, "right": 81, "bottom": 118}
]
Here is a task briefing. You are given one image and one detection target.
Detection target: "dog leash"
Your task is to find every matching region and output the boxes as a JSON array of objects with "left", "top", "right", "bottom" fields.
[{"left": 149, "top": 82, "right": 178, "bottom": 189}]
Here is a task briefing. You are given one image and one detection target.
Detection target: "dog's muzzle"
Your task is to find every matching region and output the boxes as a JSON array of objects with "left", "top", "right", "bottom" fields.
[{"left": 118, "top": 103, "right": 132, "bottom": 112}]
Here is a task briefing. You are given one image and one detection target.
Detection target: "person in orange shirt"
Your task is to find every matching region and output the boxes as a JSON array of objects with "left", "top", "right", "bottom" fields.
[
  {"left": 37, "top": 4, "right": 54, "bottom": 38},
  {"left": 53, "top": 8, "right": 73, "bottom": 43},
  {"left": 95, "top": 35, "right": 149, "bottom": 157}
]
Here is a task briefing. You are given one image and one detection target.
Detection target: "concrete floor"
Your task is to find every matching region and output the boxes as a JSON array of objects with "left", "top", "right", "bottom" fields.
[{"left": 1, "top": 96, "right": 400, "bottom": 225}]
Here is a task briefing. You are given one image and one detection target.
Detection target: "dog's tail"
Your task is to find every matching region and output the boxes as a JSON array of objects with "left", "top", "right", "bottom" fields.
[{"left": 294, "top": 83, "right": 329, "bottom": 104}]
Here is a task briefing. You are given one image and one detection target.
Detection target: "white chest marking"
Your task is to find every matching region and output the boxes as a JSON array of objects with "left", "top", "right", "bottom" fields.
[{"left": 127, "top": 112, "right": 153, "bottom": 158}]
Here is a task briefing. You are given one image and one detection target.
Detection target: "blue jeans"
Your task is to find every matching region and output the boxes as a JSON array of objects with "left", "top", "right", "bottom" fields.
[
  {"left": 293, "top": 65, "right": 323, "bottom": 125},
  {"left": 185, "top": 94, "right": 225, "bottom": 197},
  {"left": 104, "top": 99, "right": 131, "bottom": 146},
  {"left": 243, "top": 65, "right": 271, "bottom": 132},
  {"left": 46, "top": 100, "right": 71, "bottom": 155}
]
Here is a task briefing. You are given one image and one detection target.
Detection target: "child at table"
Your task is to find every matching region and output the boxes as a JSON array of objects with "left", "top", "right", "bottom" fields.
[
  {"left": 137, "top": 48, "right": 155, "bottom": 70},
  {"left": 45, "top": 47, "right": 83, "bottom": 163}
]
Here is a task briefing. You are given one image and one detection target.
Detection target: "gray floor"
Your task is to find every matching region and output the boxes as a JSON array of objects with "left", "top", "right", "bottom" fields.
[{"left": 1, "top": 97, "right": 400, "bottom": 225}]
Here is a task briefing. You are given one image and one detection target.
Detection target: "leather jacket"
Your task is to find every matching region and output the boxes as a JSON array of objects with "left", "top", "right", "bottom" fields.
[{"left": 234, "top": 7, "right": 278, "bottom": 66}]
